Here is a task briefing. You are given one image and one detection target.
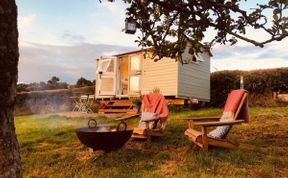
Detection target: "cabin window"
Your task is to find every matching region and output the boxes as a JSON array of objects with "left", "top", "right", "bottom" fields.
[
  {"left": 97, "top": 59, "right": 113, "bottom": 73},
  {"left": 182, "top": 54, "right": 205, "bottom": 64},
  {"left": 129, "top": 76, "right": 140, "bottom": 92},
  {"left": 181, "top": 45, "right": 206, "bottom": 64},
  {"left": 130, "top": 55, "right": 141, "bottom": 71},
  {"left": 192, "top": 55, "right": 197, "bottom": 63},
  {"left": 195, "top": 54, "right": 205, "bottom": 62},
  {"left": 106, "top": 60, "right": 114, "bottom": 72}
]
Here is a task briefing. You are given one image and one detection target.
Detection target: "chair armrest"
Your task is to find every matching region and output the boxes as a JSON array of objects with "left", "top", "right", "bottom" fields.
[
  {"left": 114, "top": 113, "right": 140, "bottom": 121},
  {"left": 183, "top": 116, "right": 221, "bottom": 122},
  {"left": 194, "top": 120, "right": 245, "bottom": 127}
]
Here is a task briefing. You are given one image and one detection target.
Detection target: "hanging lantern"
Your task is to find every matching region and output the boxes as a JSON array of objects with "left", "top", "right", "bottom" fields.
[{"left": 125, "top": 18, "right": 136, "bottom": 34}]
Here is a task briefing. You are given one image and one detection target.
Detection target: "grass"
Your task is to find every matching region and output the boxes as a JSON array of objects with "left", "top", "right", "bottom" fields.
[{"left": 15, "top": 107, "right": 288, "bottom": 178}]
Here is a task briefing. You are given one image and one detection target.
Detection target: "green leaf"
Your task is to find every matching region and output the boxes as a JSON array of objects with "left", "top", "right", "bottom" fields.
[
  {"left": 273, "top": 8, "right": 281, "bottom": 15},
  {"left": 273, "top": 14, "right": 279, "bottom": 22}
]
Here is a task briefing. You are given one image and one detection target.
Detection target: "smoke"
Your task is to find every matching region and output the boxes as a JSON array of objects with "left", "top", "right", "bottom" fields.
[{"left": 15, "top": 89, "right": 72, "bottom": 115}]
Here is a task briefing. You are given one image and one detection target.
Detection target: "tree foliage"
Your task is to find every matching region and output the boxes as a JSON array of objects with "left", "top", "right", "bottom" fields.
[
  {"left": 123, "top": 0, "right": 288, "bottom": 62},
  {"left": 46, "top": 76, "right": 68, "bottom": 89},
  {"left": 47, "top": 76, "right": 60, "bottom": 85},
  {"left": 75, "top": 77, "right": 94, "bottom": 88},
  {"left": 17, "top": 76, "right": 68, "bottom": 92}
]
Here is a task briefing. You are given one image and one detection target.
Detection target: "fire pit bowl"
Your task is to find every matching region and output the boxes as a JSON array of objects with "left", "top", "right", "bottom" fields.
[{"left": 75, "top": 126, "right": 133, "bottom": 152}]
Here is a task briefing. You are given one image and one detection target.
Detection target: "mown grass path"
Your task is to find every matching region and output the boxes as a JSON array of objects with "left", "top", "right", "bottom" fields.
[{"left": 16, "top": 107, "right": 288, "bottom": 177}]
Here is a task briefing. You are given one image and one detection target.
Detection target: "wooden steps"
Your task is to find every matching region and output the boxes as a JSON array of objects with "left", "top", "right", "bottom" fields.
[
  {"left": 98, "top": 100, "right": 137, "bottom": 114},
  {"left": 98, "top": 98, "right": 185, "bottom": 114},
  {"left": 106, "top": 103, "right": 133, "bottom": 107}
]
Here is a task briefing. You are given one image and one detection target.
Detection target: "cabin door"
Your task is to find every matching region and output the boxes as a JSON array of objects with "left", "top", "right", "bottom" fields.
[
  {"left": 128, "top": 54, "right": 142, "bottom": 95},
  {"left": 117, "top": 57, "right": 129, "bottom": 96},
  {"left": 97, "top": 56, "right": 117, "bottom": 96}
]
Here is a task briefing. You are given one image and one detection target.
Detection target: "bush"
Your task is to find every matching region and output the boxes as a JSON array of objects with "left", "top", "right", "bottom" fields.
[
  {"left": 75, "top": 77, "right": 94, "bottom": 88},
  {"left": 210, "top": 70, "right": 242, "bottom": 107},
  {"left": 17, "top": 76, "right": 68, "bottom": 92},
  {"left": 210, "top": 67, "right": 288, "bottom": 107},
  {"left": 70, "top": 86, "right": 95, "bottom": 95}
]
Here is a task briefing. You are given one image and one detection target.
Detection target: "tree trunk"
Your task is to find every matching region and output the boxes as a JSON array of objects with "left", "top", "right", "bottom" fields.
[{"left": 0, "top": 0, "right": 21, "bottom": 177}]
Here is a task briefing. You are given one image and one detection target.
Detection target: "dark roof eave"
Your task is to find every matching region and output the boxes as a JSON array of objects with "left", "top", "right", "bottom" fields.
[{"left": 114, "top": 48, "right": 152, "bottom": 57}]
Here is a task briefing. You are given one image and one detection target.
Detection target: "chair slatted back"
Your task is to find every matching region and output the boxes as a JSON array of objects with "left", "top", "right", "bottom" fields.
[{"left": 233, "top": 93, "right": 248, "bottom": 121}]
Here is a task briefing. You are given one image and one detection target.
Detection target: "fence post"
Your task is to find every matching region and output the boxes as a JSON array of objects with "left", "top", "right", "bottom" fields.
[{"left": 240, "top": 75, "right": 244, "bottom": 89}]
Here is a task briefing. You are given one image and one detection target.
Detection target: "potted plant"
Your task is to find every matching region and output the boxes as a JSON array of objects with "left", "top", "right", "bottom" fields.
[
  {"left": 131, "top": 97, "right": 141, "bottom": 111},
  {"left": 152, "top": 87, "right": 161, "bottom": 93}
]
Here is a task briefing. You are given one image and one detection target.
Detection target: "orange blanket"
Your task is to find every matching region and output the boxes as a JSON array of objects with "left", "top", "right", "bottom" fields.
[
  {"left": 141, "top": 93, "right": 169, "bottom": 124},
  {"left": 223, "top": 89, "right": 249, "bottom": 123}
]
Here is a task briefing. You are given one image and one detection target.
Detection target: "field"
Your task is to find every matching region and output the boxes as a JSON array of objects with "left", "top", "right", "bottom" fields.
[{"left": 16, "top": 107, "right": 288, "bottom": 178}]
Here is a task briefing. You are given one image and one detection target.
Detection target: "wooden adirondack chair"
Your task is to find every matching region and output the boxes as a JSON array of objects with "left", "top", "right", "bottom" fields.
[
  {"left": 184, "top": 89, "right": 254, "bottom": 151},
  {"left": 115, "top": 93, "right": 169, "bottom": 141}
]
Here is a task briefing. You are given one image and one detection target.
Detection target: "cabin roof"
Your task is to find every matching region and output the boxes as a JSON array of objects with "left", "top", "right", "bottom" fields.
[{"left": 115, "top": 48, "right": 151, "bottom": 57}]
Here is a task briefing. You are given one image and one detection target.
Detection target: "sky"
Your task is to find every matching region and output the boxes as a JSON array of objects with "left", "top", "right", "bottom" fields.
[{"left": 16, "top": 0, "right": 288, "bottom": 84}]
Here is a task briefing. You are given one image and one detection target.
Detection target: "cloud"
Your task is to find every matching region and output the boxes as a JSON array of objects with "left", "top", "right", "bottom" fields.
[
  {"left": 18, "top": 14, "right": 36, "bottom": 29},
  {"left": 18, "top": 42, "right": 136, "bottom": 84},
  {"left": 61, "top": 32, "right": 86, "bottom": 44},
  {"left": 255, "top": 41, "right": 288, "bottom": 60},
  {"left": 18, "top": 39, "right": 288, "bottom": 84},
  {"left": 211, "top": 39, "right": 288, "bottom": 71},
  {"left": 212, "top": 45, "right": 264, "bottom": 60},
  {"left": 212, "top": 39, "right": 288, "bottom": 60},
  {"left": 94, "top": 26, "right": 140, "bottom": 46},
  {"left": 211, "top": 58, "right": 288, "bottom": 72}
]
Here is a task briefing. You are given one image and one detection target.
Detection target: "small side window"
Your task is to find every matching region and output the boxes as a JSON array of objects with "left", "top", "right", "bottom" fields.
[
  {"left": 130, "top": 55, "right": 141, "bottom": 72},
  {"left": 97, "top": 59, "right": 113, "bottom": 73}
]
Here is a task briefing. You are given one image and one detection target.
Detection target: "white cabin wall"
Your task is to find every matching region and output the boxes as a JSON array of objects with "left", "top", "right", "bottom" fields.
[
  {"left": 177, "top": 53, "right": 211, "bottom": 101},
  {"left": 95, "top": 50, "right": 210, "bottom": 101},
  {"left": 95, "top": 59, "right": 99, "bottom": 97},
  {"left": 141, "top": 55, "right": 178, "bottom": 96}
]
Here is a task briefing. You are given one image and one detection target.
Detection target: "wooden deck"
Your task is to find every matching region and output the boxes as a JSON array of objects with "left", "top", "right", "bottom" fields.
[
  {"left": 97, "top": 98, "right": 185, "bottom": 114},
  {"left": 98, "top": 100, "right": 138, "bottom": 114},
  {"left": 57, "top": 112, "right": 124, "bottom": 118},
  {"left": 166, "top": 98, "right": 185, "bottom": 106}
]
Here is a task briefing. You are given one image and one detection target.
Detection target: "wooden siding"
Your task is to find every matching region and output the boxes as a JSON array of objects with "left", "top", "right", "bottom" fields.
[
  {"left": 95, "top": 60, "right": 99, "bottom": 97},
  {"left": 141, "top": 55, "right": 178, "bottom": 96},
  {"left": 100, "top": 78, "right": 114, "bottom": 93},
  {"left": 95, "top": 58, "right": 116, "bottom": 97},
  {"left": 95, "top": 50, "right": 211, "bottom": 101},
  {"left": 177, "top": 53, "right": 210, "bottom": 101}
]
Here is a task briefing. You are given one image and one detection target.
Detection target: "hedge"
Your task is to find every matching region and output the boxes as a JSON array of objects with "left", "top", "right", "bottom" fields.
[{"left": 210, "top": 67, "right": 288, "bottom": 107}]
